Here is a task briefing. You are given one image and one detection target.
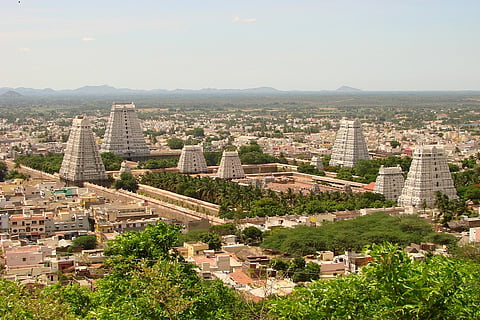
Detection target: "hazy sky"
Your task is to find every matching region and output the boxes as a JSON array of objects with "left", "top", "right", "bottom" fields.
[{"left": 2, "top": 0, "right": 479, "bottom": 91}]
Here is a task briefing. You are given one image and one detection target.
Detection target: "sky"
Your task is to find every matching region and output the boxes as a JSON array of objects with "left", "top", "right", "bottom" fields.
[{"left": 1, "top": 0, "right": 480, "bottom": 91}]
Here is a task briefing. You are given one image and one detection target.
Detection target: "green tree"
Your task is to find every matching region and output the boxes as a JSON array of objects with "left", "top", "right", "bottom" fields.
[
  {"left": 390, "top": 140, "right": 401, "bottom": 148},
  {"left": 114, "top": 172, "right": 138, "bottom": 192},
  {"left": 72, "top": 235, "right": 97, "bottom": 250},
  {"left": 104, "top": 222, "right": 181, "bottom": 262},
  {"left": 186, "top": 127, "right": 205, "bottom": 137},
  {"left": 4, "top": 170, "right": 29, "bottom": 180},
  {"left": 268, "top": 243, "right": 480, "bottom": 319},
  {"left": 297, "top": 163, "right": 325, "bottom": 175},
  {"left": 242, "top": 226, "right": 263, "bottom": 245},
  {"left": 167, "top": 137, "right": 185, "bottom": 150},
  {"left": 448, "top": 163, "right": 460, "bottom": 172},
  {"left": 200, "top": 232, "right": 222, "bottom": 251},
  {"left": 0, "top": 161, "right": 7, "bottom": 181},
  {"left": 100, "top": 152, "right": 123, "bottom": 171},
  {"left": 261, "top": 213, "right": 451, "bottom": 256}
]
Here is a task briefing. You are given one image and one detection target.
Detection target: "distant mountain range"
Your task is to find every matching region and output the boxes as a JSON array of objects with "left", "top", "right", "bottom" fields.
[
  {"left": 0, "top": 85, "right": 363, "bottom": 97},
  {"left": 0, "top": 85, "right": 288, "bottom": 97}
]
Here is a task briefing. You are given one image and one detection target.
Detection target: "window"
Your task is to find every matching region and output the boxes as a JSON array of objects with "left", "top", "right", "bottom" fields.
[{"left": 22, "top": 258, "right": 26, "bottom": 262}]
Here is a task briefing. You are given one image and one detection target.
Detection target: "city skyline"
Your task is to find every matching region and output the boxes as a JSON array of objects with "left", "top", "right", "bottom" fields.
[{"left": 2, "top": 0, "right": 479, "bottom": 91}]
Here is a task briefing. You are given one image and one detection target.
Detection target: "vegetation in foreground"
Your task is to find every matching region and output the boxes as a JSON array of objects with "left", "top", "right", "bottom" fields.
[{"left": 0, "top": 223, "right": 479, "bottom": 319}]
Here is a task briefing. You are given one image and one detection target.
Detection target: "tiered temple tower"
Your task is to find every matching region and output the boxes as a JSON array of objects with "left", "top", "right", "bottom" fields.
[
  {"left": 177, "top": 145, "right": 208, "bottom": 174},
  {"left": 310, "top": 156, "right": 324, "bottom": 170},
  {"left": 216, "top": 151, "right": 245, "bottom": 179},
  {"left": 374, "top": 165, "right": 405, "bottom": 202},
  {"left": 59, "top": 116, "right": 108, "bottom": 186},
  {"left": 101, "top": 102, "right": 150, "bottom": 160},
  {"left": 329, "top": 119, "right": 369, "bottom": 168},
  {"left": 398, "top": 145, "right": 458, "bottom": 207}
]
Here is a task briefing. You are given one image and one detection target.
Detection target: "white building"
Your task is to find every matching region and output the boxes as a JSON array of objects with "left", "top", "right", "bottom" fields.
[
  {"left": 329, "top": 119, "right": 369, "bottom": 168},
  {"left": 374, "top": 165, "right": 405, "bottom": 202},
  {"left": 398, "top": 145, "right": 458, "bottom": 207},
  {"left": 101, "top": 103, "right": 150, "bottom": 160}
]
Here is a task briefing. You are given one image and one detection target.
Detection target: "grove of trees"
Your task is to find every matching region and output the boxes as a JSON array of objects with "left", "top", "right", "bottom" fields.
[
  {"left": 139, "top": 171, "right": 396, "bottom": 219},
  {"left": 261, "top": 213, "right": 456, "bottom": 256},
  {"left": 14, "top": 153, "right": 64, "bottom": 174}
]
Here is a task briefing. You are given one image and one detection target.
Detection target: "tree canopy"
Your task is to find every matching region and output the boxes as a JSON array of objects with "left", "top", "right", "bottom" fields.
[
  {"left": 267, "top": 243, "right": 480, "bottom": 320},
  {"left": 100, "top": 152, "right": 123, "bottom": 171},
  {"left": 167, "top": 137, "right": 184, "bottom": 150},
  {"left": 113, "top": 172, "right": 139, "bottom": 192},
  {"left": 261, "top": 213, "right": 456, "bottom": 256}
]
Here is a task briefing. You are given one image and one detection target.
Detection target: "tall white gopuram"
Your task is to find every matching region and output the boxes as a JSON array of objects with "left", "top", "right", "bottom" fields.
[
  {"left": 216, "top": 151, "right": 245, "bottom": 179},
  {"left": 374, "top": 165, "right": 405, "bottom": 202},
  {"left": 310, "top": 155, "right": 324, "bottom": 170},
  {"left": 59, "top": 116, "right": 108, "bottom": 186},
  {"left": 398, "top": 145, "right": 458, "bottom": 207},
  {"left": 177, "top": 145, "right": 208, "bottom": 174},
  {"left": 329, "top": 119, "right": 369, "bottom": 168},
  {"left": 101, "top": 103, "right": 150, "bottom": 160}
]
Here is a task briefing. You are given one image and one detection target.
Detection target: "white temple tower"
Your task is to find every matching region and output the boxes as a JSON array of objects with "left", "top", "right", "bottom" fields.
[
  {"left": 101, "top": 102, "right": 150, "bottom": 160},
  {"left": 310, "top": 156, "right": 324, "bottom": 170},
  {"left": 329, "top": 119, "right": 369, "bottom": 168},
  {"left": 398, "top": 145, "right": 458, "bottom": 207},
  {"left": 177, "top": 145, "right": 208, "bottom": 174},
  {"left": 374, "top": 165, "right": 405, "bottom": 202},
  {"left": 119, "top": 161, "right": 131, "bottom": 174},
  {"left": 59, "top": 116, "right": 108, "bottom": 186},
  {"left": 216, "top": 151, "right": 245, "bottom": 179}
]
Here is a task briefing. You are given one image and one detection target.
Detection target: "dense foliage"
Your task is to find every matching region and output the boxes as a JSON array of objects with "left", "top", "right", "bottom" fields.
[
  {"left": 100, "top": 152, "right": 123, "bottom": 171},
  {"left": 113, "top": 172, "right": 139, "bottom": 192},
  {"left": 238, "top": 141, "right": 287, "bottom": 164},
  {"left": 14, "top": 153, "right": 64, "bottom": 174},
  {"left": 0, "top": 223, "right": 477, "bottom": 320},
  {"left": 139, "top": 171, "right": 396, "bottom": 219},
  {"left": 4, "top": 170, "right": 30, "bottom": 180},
  {"left": 0, "top": 161, "right": 7, "bottom": 181},
  {"left": 327, "top": 156, "right": 412, "bottom": 183},
  {"left": 72, "top": 235, "right": 97, "bottom": 250},
  {"left": 297, "top": 163, "right": 325, "bottom": 176},
  {"left": 269, "top": 257, "right": 320, "bottom": 283},
  {"left": 138, "top": 158, "right": 179, "bottom": 169},
  {"left": 167, "top": 137, "right": 184, "bottom": 149},
  {"left": 268, "top": 243, "right": 480, "bottom": 320},
  {"left": 261, "top": 213, "right": 456, "bottom": 256}
]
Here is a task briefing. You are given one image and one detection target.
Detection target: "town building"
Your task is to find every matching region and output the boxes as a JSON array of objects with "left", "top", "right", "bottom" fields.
[
  {"left": 329, "top": 119, "right": 369, "bottom": 168},
  {"left": 101, "top": 103, "right": 150, "bottom": 160},
  {"left": 9, "top": 211, "right": 46, "bottom": 240},
  {"left": 177, "top": 145, "right": 208, "bottom": 174},
  {"left": 398, "top": 145, "right": 458, "bottom": 207},
  {"left": 374, "top": 165, "right": 405, "bottom": 202},
  {"left": 59, "top": 116, "right": 108, "bottom": 186},
  {"left": 216, "top": 151, "right": 245, "bottom": 179}
]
